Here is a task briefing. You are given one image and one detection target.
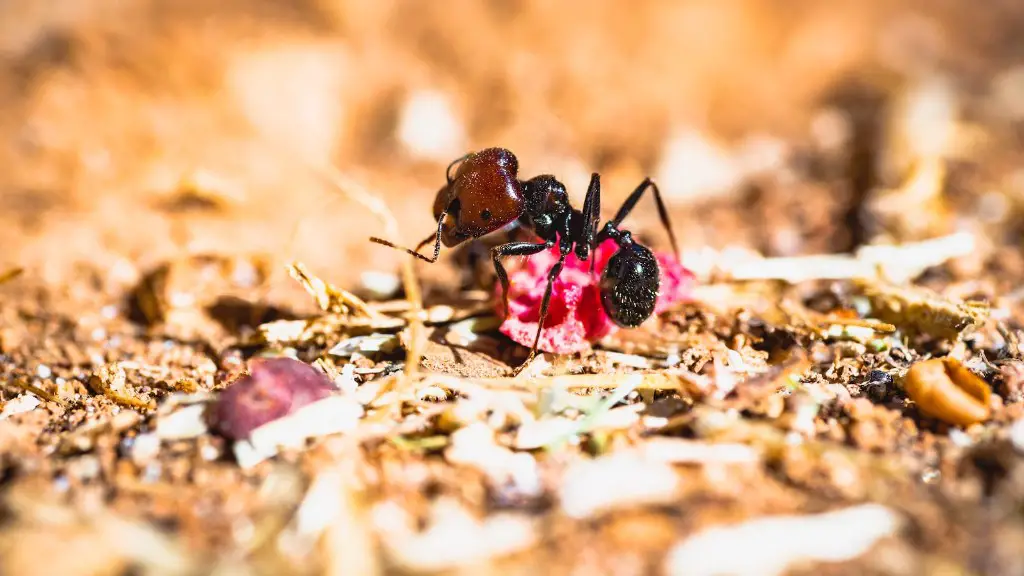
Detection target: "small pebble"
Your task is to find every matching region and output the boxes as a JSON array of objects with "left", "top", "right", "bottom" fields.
[
  {"left": 157, "top": 404, "right": 210, "bottom": 440},
  {"left": 142, "top": 461, "right": 163, "bottom": 483},
  {"left": 0, "top": 395, "right": 41, "bottom": 420},
  {"left": 200, "top": 442, "right": 222, "bottom": 462},
  {"left": 1010, "top": 418, "right": 1024, "bottom": 454},
  {"left": 211, "top": 357, "right": 337, "bottom": 441},
  {"left": 131, "top": 433, "right": 162, "bottom": 466},
  {"left": 36, "top": 364, "right": 52, "bottom": 379}
]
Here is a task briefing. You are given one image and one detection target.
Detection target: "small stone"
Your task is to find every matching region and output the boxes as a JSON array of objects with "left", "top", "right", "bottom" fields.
[
  {"left": 110, "top": 409, "right": 142, "bottom": 432},
  {"left": 131, "top": 433, "right": 161, "bottom": 466},
  {"left": 211, "top": 357, "right": 337, "bottom": 441},
  {"left": 0, "top": 395, "right": 41, "bottom": 420},
  {"left": 1010, "top": 418, "right": 1024, "bottom": 454},
  {"left": 156, "top": 404, "right": 210, "bottom": 440}
]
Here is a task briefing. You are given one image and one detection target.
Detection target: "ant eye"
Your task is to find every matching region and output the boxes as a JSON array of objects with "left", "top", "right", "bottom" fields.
[{"left": 480, "top": 209, "right": 492, "bottom": 221}]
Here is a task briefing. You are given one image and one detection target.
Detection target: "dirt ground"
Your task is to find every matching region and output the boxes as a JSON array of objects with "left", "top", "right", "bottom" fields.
[{"left": 2, "top": 1, "right": 1024, "bottom": 575}]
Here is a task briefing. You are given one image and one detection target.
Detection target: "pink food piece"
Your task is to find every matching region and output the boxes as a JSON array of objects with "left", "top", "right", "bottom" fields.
[
  {"left": 496, "top": 238, "right": 695, "bottom": 354},
  {"left": 211, "top": 357, "right": 336, "bottom": 441}
]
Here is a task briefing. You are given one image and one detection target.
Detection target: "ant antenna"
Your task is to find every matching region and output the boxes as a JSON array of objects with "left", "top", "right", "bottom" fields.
[
  {"left": 369, "top": 204, "right": 450, "bottom": 263},
  {"left": 446, "top": 152, "right": 473, "bottom": 184}
]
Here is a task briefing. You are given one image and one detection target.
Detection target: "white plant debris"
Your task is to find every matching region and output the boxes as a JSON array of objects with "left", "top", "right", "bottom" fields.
[
  {"left": 664, "top": 504, "right": 901, "bottom": 576},
  {"left": 0, "top": 394, "right": 40, "bottom": 420},
  {"left": 155, "top": 404, "right": 210, "bottom": 440},
  {"left": 445, "top": 424, "right": 542, "bottom": 498},
  {"left": 332, "top": 362, "right": 359, "bottom": 394},
  {"left": 232, "top": 395, "right": 363, "bottom": 470},
  {"left": 640, "top": 437, "right": 759, "bottom": 465},
  {"left": 1011, "top": 417, "right": 1024, "bottom": 454},
  {"left": 559, "top": 451, "right": 681, "bottom": 519},
  {"left": 513, "top": 417, "right": 577, "bottom": 450},
  {"left": 603, "top": 351, "right": 652, "bottom": 369},
  {"left": 377, "top": 498, "right": 537, "bottom": 572},
  {"left": 329, "top": 333, "right": 399, "bottom": 358},
  {"left": 445, "top": 316, "right": 501, "bottom": 347}
]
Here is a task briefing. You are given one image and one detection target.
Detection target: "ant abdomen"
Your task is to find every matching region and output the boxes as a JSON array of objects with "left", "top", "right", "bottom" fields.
[{"left": 599, "top": 242, "right": 661, "bottom": 328}]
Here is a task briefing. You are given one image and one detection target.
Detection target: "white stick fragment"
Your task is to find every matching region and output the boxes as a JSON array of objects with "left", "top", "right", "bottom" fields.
[
  {"left": 664, "top": 504, "right": 901, "bottom": 576},
  {"left": 378, "top": 498, "right": 537, "bottom": 572},
  {"left": 233, "top": 395, "right": 363, "bottom": 470},
  {"left": 329, "top": 334, "right": 400, "bottom": 358},
  {"left": 559, "top": 451, "right": 681, "bottom": 519}
]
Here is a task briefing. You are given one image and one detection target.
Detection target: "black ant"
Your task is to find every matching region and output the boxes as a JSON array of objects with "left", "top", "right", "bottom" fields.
[{"left": 370, "top": 147, "right": 680, "bottom": 375}]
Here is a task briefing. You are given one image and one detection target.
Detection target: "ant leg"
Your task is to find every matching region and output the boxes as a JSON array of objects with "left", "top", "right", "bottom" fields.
[
  {"left": 446, "top": 152, "right": 473, "bottom": 184},
  {"left": 578, "top": 173, "right": 601, "bottom": 276},
  {"left": 492, "top": 240, "right": 553, "bottom": 317},
  {"left": 369, "top": 208, "right": 448, "bottom": 263},
  {"left": 610, "top": 178, "right": 680, "bottom": 260},
  {"left": 511, "top": 248, "right": 569, "bottom": 376}
]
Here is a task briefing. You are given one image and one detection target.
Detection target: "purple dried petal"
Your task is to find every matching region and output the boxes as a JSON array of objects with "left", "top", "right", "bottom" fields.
[{"left": 211, "top": 357, "right": 335, "bottom": 441}]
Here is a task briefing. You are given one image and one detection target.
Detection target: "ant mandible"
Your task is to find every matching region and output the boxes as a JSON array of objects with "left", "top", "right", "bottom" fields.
[{"left": 370, "top": 147, "right": 680, "bottom": 376}]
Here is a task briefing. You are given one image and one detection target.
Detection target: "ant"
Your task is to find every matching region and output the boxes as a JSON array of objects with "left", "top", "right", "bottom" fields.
[{"left": 370, "top": 147, "right": 680, "bottom": 375}]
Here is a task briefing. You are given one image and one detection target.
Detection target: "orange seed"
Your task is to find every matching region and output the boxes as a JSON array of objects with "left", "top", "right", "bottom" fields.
[{"left": 903, "top": 357, "right": 991, "bottom": 427}]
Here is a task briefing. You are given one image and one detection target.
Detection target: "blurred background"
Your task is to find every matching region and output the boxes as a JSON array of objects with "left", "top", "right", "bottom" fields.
[{"left": 2, "top": 0, "right": 1024, "bottom": 301}]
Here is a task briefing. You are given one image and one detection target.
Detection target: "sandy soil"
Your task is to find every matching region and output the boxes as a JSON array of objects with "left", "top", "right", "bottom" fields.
[{"left": 2, "top": 1, "right": 1024, "bottom": 575}]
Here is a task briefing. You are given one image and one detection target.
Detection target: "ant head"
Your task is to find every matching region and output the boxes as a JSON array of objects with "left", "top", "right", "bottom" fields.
[{"left": 432, "top": 148, "right": 525, "bottom": 247}]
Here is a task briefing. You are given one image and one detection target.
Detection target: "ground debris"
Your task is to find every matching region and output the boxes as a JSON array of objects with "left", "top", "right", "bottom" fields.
[
  {"left": 375, "top": 498, "right": 538, "bottom": 572},
  {"left": 902, "top": 357, "right": 991, "bottom": 427},
  {"left": 88, "top": 363, "right": 156, "bottom": 410},
  {"left": 856, "top": 280, "right": 989, "bottom": 341},
  {"left": 288, "top": 261, "right": 377, "bottom": 316},
  {"left": 559, "top": 450, "right": 681, "bottom": 519},
  {"left": 664, "top": 504, "right": 901, "bottom": 576}
]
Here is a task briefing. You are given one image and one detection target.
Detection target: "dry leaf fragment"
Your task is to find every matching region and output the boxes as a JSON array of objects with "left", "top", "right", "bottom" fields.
[
  {"left": 857, "top": 281, "right": 988, "bottom": 341},
  {"left": 903, "top": 358, "right": 991, "bottom": 427},
  {"left": 288, "top": 261, "right": 376, "bottom": 316}
]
